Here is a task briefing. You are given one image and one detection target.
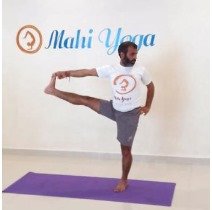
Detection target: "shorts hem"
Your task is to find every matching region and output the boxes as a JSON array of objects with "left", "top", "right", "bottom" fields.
[{"left": 117, "top": 138, "right": 133, "bottom": 147}]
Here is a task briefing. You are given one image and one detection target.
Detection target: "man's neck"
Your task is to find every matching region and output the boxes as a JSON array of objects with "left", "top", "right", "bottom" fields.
[
  {"left": 120, "top": 61, "right": 125, "bottom": 67},
  {"left": 119, "top": 61, "right": 134, "bottom": 68}
]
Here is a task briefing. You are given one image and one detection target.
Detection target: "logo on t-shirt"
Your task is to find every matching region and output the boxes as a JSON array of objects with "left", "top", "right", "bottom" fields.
[{"left": 113, "top": 75, "right": 136, "bottom": 94}]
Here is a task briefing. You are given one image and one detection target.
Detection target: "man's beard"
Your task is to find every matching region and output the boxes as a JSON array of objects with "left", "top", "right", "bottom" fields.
[{"left": 122, "top": 56, "right": 136, "bottom": 67}]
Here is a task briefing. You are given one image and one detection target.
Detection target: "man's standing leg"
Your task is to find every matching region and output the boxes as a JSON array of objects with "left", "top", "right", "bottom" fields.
[
  {"left": 44, "top": 75, "right": 101, "bottom": 112},
  {"left": 114, "top": 145, "right": 132, "bottom": 192}
]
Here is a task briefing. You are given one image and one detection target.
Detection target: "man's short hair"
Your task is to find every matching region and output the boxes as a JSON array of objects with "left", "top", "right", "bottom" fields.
[{"left": 118, "top": 41, "right": 137, "bottom": 57}]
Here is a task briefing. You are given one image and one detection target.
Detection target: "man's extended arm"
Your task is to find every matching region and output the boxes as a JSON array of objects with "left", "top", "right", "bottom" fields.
[{"left": 53, "top": 68, "right": 98, "bottom": 79}]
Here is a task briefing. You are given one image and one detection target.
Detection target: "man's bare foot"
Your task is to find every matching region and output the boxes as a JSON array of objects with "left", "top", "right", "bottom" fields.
[
  {"left": 44, "top": 75, "right": 56, "bottom": 95},
  {"left": 113, "top": 179, "right": 128, "bottom": 192}
]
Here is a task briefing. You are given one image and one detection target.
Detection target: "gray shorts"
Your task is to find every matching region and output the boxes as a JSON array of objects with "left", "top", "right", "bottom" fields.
[{"left": 98, "top": 99, "right": 141, "bottom": 146}]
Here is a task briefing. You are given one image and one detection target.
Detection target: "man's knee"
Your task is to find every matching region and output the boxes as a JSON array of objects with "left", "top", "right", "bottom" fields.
[
  {"left": 82, "top": 96, "right": 96, "bottom": 106},
  {"left": 121, "top": 145, "right": 132, "bottom": 157},
  {"left": 82, "top": 96, "right": 100, "bottom": 112},
  {"left": 122, "top": 150, "right": 132, "bottom": 158}
]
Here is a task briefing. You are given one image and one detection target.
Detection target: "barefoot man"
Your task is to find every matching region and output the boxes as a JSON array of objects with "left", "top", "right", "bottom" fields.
[{"left": 44, "top": 41, "right": 155, "bottom": 192}]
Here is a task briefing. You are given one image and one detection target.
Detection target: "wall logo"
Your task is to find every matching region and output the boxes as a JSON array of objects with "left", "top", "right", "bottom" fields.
[
  {"left": 16, "top": 25, "right": 42, "bottom": 54},
  {"left": 16, "top": 25, "right": 156, "bottom": 55}
]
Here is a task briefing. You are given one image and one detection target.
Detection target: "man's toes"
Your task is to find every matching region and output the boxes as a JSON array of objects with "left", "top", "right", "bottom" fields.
[
  {"left": 114, "top": 187, "right": 123, "bottom": 192},
  {"left": 44, "top": 86, "right": 54, "bottom": 95},
  {"left": 114, "top": 185, "right": 122, "bottom": 192},
  {"left": 120, "top": 187, "right": 125, "bottom": 192},
  {"left": 44, "top": 87, "right": 50, "bottom": 94},
  {"left": 113, "top": 186, "right": 120, "bottom": 192}
]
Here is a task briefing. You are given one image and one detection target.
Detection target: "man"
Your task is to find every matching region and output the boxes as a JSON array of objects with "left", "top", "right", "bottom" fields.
[{"left": 44, "top": 41, "right": 155, "bottom": 192}]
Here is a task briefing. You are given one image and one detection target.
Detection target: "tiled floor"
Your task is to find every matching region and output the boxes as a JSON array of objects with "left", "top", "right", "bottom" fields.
[{"left": 2, "top": 151, "right": 210, "bottom": 210}]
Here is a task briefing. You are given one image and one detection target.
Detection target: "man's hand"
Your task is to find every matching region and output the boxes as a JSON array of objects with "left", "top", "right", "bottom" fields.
[
  {"left": 52, "top": 71, "right": 69, "bottom": 79},
  {"left": 138, "top": 106, "right": 150, "bottom": 116}
]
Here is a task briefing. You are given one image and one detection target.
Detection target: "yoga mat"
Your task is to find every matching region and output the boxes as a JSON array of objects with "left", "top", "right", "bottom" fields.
[{"left": 3, "top": 172, "right": 176, "bottom": 206}]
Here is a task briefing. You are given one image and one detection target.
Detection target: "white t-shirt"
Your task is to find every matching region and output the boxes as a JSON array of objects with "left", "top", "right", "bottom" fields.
[{"left": 96, "top": 63, "right": 152, "bottom": 112}]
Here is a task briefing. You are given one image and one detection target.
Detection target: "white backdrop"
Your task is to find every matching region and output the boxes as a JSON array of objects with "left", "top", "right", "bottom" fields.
[{"left": 3, "top": 0, "right": 209, "bottom": 158}]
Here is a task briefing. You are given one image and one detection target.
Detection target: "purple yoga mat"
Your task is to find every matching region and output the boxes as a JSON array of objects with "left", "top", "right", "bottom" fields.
[{"left": 3, "top": 172, "right": 176, "bottom": 206}]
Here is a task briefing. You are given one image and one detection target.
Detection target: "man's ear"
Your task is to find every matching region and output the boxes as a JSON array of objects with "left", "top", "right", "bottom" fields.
[{"left": 120, "top": 52, "right": 125, "bottom": 59}]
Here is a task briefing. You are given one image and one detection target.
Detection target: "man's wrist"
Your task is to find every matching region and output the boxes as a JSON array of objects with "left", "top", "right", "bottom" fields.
[{"left": 145, "top": 104, "right": 151, "bottom": 109}]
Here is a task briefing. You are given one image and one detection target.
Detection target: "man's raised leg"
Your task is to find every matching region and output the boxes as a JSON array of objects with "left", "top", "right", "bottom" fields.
[{"left": 44, "top": 75, "right": 101, "bottom": 113}]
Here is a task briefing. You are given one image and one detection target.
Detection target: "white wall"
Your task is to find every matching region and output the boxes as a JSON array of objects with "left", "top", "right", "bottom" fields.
[{"left": 3, "top": 0, "right": 209, "bottom": 158}]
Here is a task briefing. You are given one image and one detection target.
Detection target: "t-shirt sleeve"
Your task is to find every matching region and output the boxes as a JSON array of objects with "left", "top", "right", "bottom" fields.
[
  {"left": 95, "top": 65, "right": 111, "bottom": 78},
  {"left": 139, "top": 67, "right": 152, "bottom": 85}
]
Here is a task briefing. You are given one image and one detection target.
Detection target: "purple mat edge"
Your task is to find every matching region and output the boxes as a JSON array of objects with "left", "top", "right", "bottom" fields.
[{"left": 3, "top": 171, "right": 177, "bottom": 185}]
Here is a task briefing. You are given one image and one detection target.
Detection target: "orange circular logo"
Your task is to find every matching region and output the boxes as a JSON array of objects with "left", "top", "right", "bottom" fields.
[
  {"left": 113, "top": 75, "right": 137, "bottom": 95},
  {"left": 16, "top": 25, "right": 42, "bottom": 54}
]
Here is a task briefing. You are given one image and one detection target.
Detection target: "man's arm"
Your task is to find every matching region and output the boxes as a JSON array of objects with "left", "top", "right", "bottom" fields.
[
  {"left": 139, "top": 81, "right": 155, "bottom": 115},
  {"left": 145, "top": 81, "right": 155, "bottom": 108},
  {"left": 67, "top": 68, "right": 98, "bottom": 77},
  {"left": 53, "top": 68, "right": 98, "bottom": 79}
]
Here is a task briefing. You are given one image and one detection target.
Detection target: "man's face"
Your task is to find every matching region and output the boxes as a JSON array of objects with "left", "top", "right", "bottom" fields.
[{"left": 121, "top": 46, "right": 138, "bottom": 67}]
